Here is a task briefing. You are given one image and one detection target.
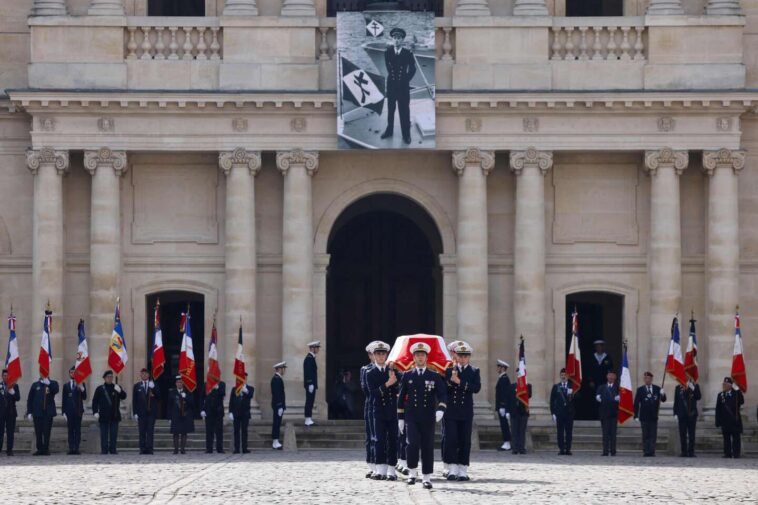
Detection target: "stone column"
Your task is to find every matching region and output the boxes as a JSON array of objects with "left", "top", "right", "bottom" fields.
[
  {"left": 280, "top": 0, "right": 315, "bottom": 16},
  {"left": 452, "top": 148, "right": 494, "bottom": 409},
  {"left": 31, "top": 0, "right": 67, "bottom": 15},
  {"left": 84, "top": 148, "right": 127, "bottom": 385},
  {"left": 223, "top": 0, "right": 259, "bottom": 15},
  {"left": 87, "top": 0, "right": 125, "bottom": 15},
  {"left": 513, "top": 0, "right": 548, "bottom": 16},
  {"left": 218, "top": 149, "right": 260, "bottom": 396},
  {"left": 705, "top": 0, "right": 742, "bottom": 15},
  {"left": 703, "top": 149, "right": 745, "bottom": 406},
  {"left": 276, "top": 149, "right": 318, "bottom": 415},
  {"left": 455, "top": 0, "right": 491, "bottom": 16},
  {"left": 644, "top": 148, "right": 688, "bottom": 383},
  {"left": 510, "top": 148, "right": 552, "bottom": 414},
  {"left": 646, "top": 0, "right": 684, "bottom": 14},
  {"left": 26, "top": 148, "right": 69, "bottom": 385}
]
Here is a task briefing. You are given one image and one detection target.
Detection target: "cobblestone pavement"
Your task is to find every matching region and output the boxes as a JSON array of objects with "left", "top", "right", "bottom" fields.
[{"left": 0, "top": 450, "right": 756, "bottom": 504}]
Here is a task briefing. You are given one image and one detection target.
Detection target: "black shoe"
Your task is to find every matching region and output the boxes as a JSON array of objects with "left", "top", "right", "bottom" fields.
[
  {"left": 601, "top": 452, "right": 609, "bottom": 456},
  {"left": 180, "top": 449, "right": 186, "bottom": 454},
  {"left": 723, "top": 454, "right": 732, "bottom": 458},
  {"left": 33, "top": 451, "right": 41, "bottom": 456},
  {"left": 242, "top": 449, "right": 250, "bottom": 454},
  {"left": 520, "top": 450, "right": 527, "bottom": 454},
  {"left": 233, "top": 450, "right": 241, "bottom": 454},
  {"left": 512, "top": 451, "right": 519, "bottom": 455},
  {"left": 558, "top": 451, "right": 565, "bottom": 455},
  {"left": 403, "top": 136, "right": 412, "bottom": 145},
  {"left": 371, "top": 474, "right": 383, "bottom": 480},
  {"left": 689, "top": 453, "right": 696, "bottom": 458},
  {"left": 174, "top": 449, "right": 179, "bottom": 455},
  {"left": 457, "top": 476, "right": 470, "bottom": 482},
  {"left": 446, "top": 474, "right": 457, "bottom": 481},
  {"left": 67, "top": 450, "right": 74, "bottom": 455},
  {"left": 110, "top": 451, "right": 118, "bottom": 455},
  {"left": 205, "top": 450, "right": 213, "bottom": 454},
  {"left": 734, "top": 455, "right": 741, "bottom": 459},
  {"left": 407, "top": 478, "right": 416, "bottom": 485},
  {"left": 387, "top": 475, "right": 397, "bottom": 481},
  {"left": 680, "top": 453, "right": 687, "bottom": 457},
  {"left": 497, "top": 447, "right": 507, "bottom": 452},
  {"left": 7, "top": 451, "right": 13, "bottom": 456},
  {"left": 565, "top": 451, "right": 572, "bottom": 456},
  {"left": 401, "top": 468, "right": 409, "bottom": 476},
  {"left": 380, "top": 130, "right": 393, "bottom": 139},
  {"left": 610, "top": 452, "right": 616, "bottom": 456},
  {"left": 365, "top": 471, "right": 373, "bottom": 478},
  {"left": 217, "top": 450, "right": 225, "bottom": 454},
  {"left": 422, "top": 482, "right": 433, "bottom": 489}
]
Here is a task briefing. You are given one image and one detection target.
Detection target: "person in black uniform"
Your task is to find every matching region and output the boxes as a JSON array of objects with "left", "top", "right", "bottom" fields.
[
  {"left": 361, "top": 342, "right": 376, "bottom": 478},
  {"left": 168, "top": 375, "right": 194, "bottom": 454},
  {"left": 508, "top": 378, "right": 532, "bottom": 455},
  {"left": 381, "top": 27, "right": 417, "bottom": 145},
  {"left": 495, "top": 359, "right": 512, "bottom": 452},
  {"left": 26, "top": 374, "right": 59, "bottom": 455},
  {"left": 271, "top": 361, "right": 287, "bottom": 450},
  {"left": 92, "top": 370, "right": 126, "bottom": 455},
  {"left": 397, "top": 342, "right": 447, "bottom": 489},
  {"left": 0, "top": 369, "right": 20, "bottom": 456},
  {"left": 715, "top": 377, "right": 745, "bottom": 458},
  {"left": 304, "top": 341, "right": 319, "bottom": 426},
  {"left": 201, "top": 379, "right": 226, "bottom": 453},
  {"left": 633, "top": 371, "right": 666, "bottom": 457},
  {"left": 673, "top": 378, "right": 701, "bottom": 457},
  {"left": 595, "top": 370, "right": 619, "bottom": 456},
  {"left": 366, "top": 341, "right": 399, "bottom": 481},
  {"left": 550, "top": 368, "right": 575, "bottom": 455},
  {"left": 443, "top": 343, "right": 480, "bottom": 481},
  {"left": 132, "top": 368, "right": 159, "bottom": 455},
  {"left": 588, "top": 340, "right": 614, "bottom": 393},
  {"left": 441, "top": 340, "right": 464, "bottom": 479},
  {"left": 229, "top": 373, "right": 254, "bottom": 454},
  {"left": 62, "top": 366, "right": 86, "bottom": 455}
]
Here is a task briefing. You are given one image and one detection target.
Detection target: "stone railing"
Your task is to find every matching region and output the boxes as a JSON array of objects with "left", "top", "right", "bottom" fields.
[
  {"left": 125, "top": 18, "right": 223, "bottom": 61},
  {"left": 550, "top": 17, "right": 646, "bottom": 61}
]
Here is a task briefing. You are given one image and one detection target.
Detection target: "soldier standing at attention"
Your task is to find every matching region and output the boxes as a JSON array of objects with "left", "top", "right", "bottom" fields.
[
  {"left": 366, "top": 341, "right": 399, "bottom": 481},
  {"left": 26, "top": 373, "right": 59, "bottom": 455},
  {"left": 132, "top": 368, "right": 159, "bottom": 455},
  {"left": 633, "top": 371, "right": 666, "bottom": 457},
  {"left": 381, "top": 27, "right": 417, "bottom": 144},
  {"left": 588, "top": 340, "right": 614, "bottom": 392},
  {"left": 495, "top": 359, "right": 512, "bottom": 452},
  {"left": 550, "top": 368, "right": 575, "bottom": 456},
  {"left": 201, "top": 379, "right": 226, "bottom": 453},
  {"left": 596, "top": 370, "right": 619, "bottom": 456},
  {"left": 271, "top": 362, "right": 287, "bottom": 450},
  {"left": 168, "top": 375, "right": 194, "bottom": 454},
  {"left": 304, "top": 341, "right": 320, "bottom": 426},
  {"left": 361, "top": 342, "right": 377, "bottom": 478},
  {"left": 443, "top": 343, "right": 481, "bottom": 481},
  {"left": 0, "top": 369, "right": 20, "bottom": 456},
  {"left": 673, "top": 378, "right": 701, "bottom": 457},
  {"left": 715, "top": 377, "right": 745, "bottom": 458},
  {"left": 228, "top": 373, "right": 254, "bottom": 454},
  {"left": 397, "top": 342, "right": 447, "bottom": 489},
  {"left": 91, "top": 370, "right": 126, "bottom": 455},
  {"left": 508, "top": 376, "right": 532, "bottom": 455},
  {"left": 62, "top": 366, "right": 86, "bottom": 455}
]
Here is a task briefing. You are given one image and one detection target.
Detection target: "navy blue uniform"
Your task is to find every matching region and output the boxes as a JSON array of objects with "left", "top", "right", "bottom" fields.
[
  {"left": 0, "top": 381, "right": 20, "bottom": 454},
  {"left": 271, "top": 373, "right": 286, "bottom": 441},
  {"left": 168, "top": 388, "right": 194, "bottom": 434},
  {"left": 596, "top": 382, "right": 619, "bottom": 455},
  {"left": 360, "top": 362, "right": 375, "bottom": 464},
  {"left": 61, "top": 379, "right": 87, "bottom": 453},
  {"left": 367, "top": 365, "right": 399, "bottom": 467},
  {"left": 443, "top": 365, "right": 481, "bottom": 467},
  {"left": 383, "top": 46, "right": 417, "bottom": 142},
  {"left": 132, "top": 380, "right": 159, "bottom": 454},
  {"left": 397, "top": 368, "right": 447, "bottom": 475},
  {"left": 673, "top": 383, "right": 701, "bottom": 456},
  {"left": 304, "top": 353, "right": 317, "bottom": 418},
  {"left": 229, "top": 384, "right": 254, "bottom": 453},
  {"left": 203, "top": 381, "right": 226, "bottom": 453},
  {"left": 26, "top": 379, "right": 59, "bottom": 455},
  {"left": 549, "top": 381, "right": 575, "bottom": 454},
  {"left": 92, "top": 383, "right": 126, "bottom": 454},
  {"left": 715, "top": 389, "right": 744, "bottom": 458},
  {"left": 508, "top": 383, "right": 532, "bottom": 454},
  {"left": 634, "top": 384, "right": 666, "bottom": 456},
  {"left": 495, "top": 373, "right": 511, "bottom": 444}
]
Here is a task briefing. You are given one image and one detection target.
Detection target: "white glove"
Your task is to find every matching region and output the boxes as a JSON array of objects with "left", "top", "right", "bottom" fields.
[
  {"left": 308, "top": 385, "right": 314, "bottom": 394},
  {"left": 79, "top": 384, "right": 85, "bottom": 392},
  {"left": 43, "top": 378, "right": 50, "bottom": 385},
  {"left": 27, "top": 414, "right": 32, "bottom": 421},
  {"left": 63, "top": 413, "right": 67, "bottom": 421},
  {"left": 552, "top": 414, "right": 557, "bottom": 423},
  {"left": 114, "top": 384, "right": 122, "bottom": 393},
  {"left": 398, "top": 420, "right": 405, "bottom": 432},
  {"left": 688, "top": 382, "right": 695, "bottom": 390},
  {"left": 277, "top": 408, "right": 283, "bottom": 417},
  {"left": 567, "top": 388, "right": 573, "bottom": 395},
  {"left": 200, "top": 411, "right": 207, "bottom": 419},
  {"left": 661, "top": 390, "right": 666, "bottom": 397},
  {"left": 213, "top": 384, "right": 219, "bottom": 390},
  {"left": 148, "top": 381, "right": 155, "bottom": 389},
  {"left": 498, "top": 408, "right": 506, "bottom": 417},
  {"left": 180, "top": 392, "right": 186, "bottom": 398},
  {"left": 242, "top": 386, "right": 249, "bottom": 395},
  {"left": 435, "top": 410, "right": 444, "bottom": 423},
  {"left": 228, "top": 412, "right": 234, "bottom": 421},
  {"left": 94, "top": 413, "right": 100, "bottom": 420},
  {"left": 732, "top": 384, "right": 740, "bottom": 391},
  {"left": 596, "top": 394, "right": 602, "bottom": 403},
  {"left": 634, "top": 418, "right": 640, "bottom": 423},
  {"left": 505, "top": 413, "right": 510, "bottom": 421},
  {"left": 614, "top": 395, "right": 620, "bottom": 402},
  {"left": 133, "top": 414, "right": 138, "bottom": 420}
]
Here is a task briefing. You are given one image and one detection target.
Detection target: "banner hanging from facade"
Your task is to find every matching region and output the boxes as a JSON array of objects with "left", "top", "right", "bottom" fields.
[{"left": 337, "top": 11, "right": 435, "bottom": 149}]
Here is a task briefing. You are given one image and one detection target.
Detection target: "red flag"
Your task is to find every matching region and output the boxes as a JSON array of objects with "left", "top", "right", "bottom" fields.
[
  {"left": 151, "top": 300, "right": 165, "bottom": 379},
  {"left": 205, "top": 316, "right": 221, "bottom": 394},
  {"left": 665, "top": 316, "right": 687, "bottom": 387},
  {"left": 233, "top": 323, "right": 246, "bottom": 394},
  {"left": 178, "top": 308, "right": 197, "bottom": 392},
  {"left": 617, "top": 343, "right": 634, "bottom": 424},
  {"left": 566, "top": 307, "right": 582, "bottom": 393},
  {"left": 4, "top": 310, "right": 22, "bottom": 388},
  {"left": 731, "top": 309, "right": 747, "bottom": 393},
  {"left": 38, "top": 309, "right": 53, "bottom": 379},
  {"left": 107, "top": 300, "right": 128, "bottom": 374},
  {"left": 516, "top": 337, "right": 529, "bottom": 409},
  {"left": 684, "top": 315, "right": 699, "bottom": 383},
  {"left": 73, "top": 319, "right": 92, "bottom": 385}
]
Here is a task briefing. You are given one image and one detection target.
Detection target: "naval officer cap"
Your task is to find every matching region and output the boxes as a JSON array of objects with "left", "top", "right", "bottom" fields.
[
  {"left": 593, "top": 339, "right": 606, "bottom": 345},
  {"left": 307, "top": 341, "right": 321, "bottom": 348},
  {"left": 69, "top": 365, "right": 75, "bottom": 372},
  {"left": 274, "top": 361, "right": 287, "bottom": 369},
  {"left": 723, "top": 377, "right": 733, "bottom": 384},
  {"left": 102, "top": 370, "right": 113, "bottom": 378},
  {"left": 456, "top": 343, "right": 473, "bottom": 355},
  {"left": 174, "top": 375, "right": 182, "bottom": 380},
  {"left": 410, "top": 342, "right": 431, "bottom": 354},
  {"left": 496, "top": 359, "right": 509, "bottom": 368},
  {"left": 390, "top": 27, "right": 406, "bottom": 39},
  {"left": 447, "top": 340, "right": 465, "bottom": 352},
  {"left": 372, "top": 341, "right": 391, "bottom": 353}
]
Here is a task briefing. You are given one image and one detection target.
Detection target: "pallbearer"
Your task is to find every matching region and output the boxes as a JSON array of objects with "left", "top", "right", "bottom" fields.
[
  {"left": 366, "top": 341, "right": 399, "bottom": 481},
  {"left": 271, "top": 361, "right": 287, "bottom": 450},
  {"left": 201, "top": 379, "right": 227, "bottom": 453},
  {"left": 360, "top": 342, "right": 376, "bottom": 477},
  {"left": 132, "top": 368, "right": 159, "bottom": 454},
  {"left": 550, "top": 368, "right": 574, "bottom": 455},
  {"left": 443, "top": 343, "right": 480, "bottom": 481},
  {"left": 303, "top": 341, "right": 320, "bottom": 426},
  {"left": 228, "top": 373, "right": 254, "bottom": 454},
  {"left": 0, "top": 369, "right": 20, "bottom": 456},
  {"left": 673, "top": 378, "right": 701, "bottom": 457},
  {"left": 441, "top": 340, "right": 463, "bottom": 478},
  {"left": 62, "top": 366, "right": 86, "bottom": 455},
  {"left": 715, "top": 377, "right": 744, "bottom": 458},
  {"left": 495, "top": 359, "right": 511, "bottom": 452},
  {"left": 168, "top": 375, "right": 194, "bottom": 454},
  {"left": 92, "top": 370, "right": 126, "bottom": 455},
  {"left": 633, "top": 371, "right": 666, "bottom": 457}
]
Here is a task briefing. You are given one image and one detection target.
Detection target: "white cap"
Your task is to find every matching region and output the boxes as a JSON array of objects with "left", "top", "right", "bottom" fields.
[
  {"left": 410, "top": 342, "right": 431, "bottom": 354},
  {"left": 372, "top": 341, "right": 390, "bottom": 353},
  {"left": 307, "top": 341, "right": 321, "bottom": 348},
  {"left": 273, "top": 361, "right": 287, "bottom": 369},
  {"left": 496, "top": 359, "right": 509, "bottom": 368},
  {"left": 456, "top": 343, "right": 473, "bottom": 355},
  {"left": 447, "top": 340, "right": 465, "bottom": 352}
]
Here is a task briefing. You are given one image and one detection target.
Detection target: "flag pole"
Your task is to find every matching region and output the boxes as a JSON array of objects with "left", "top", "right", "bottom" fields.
[{"left": 114, "top": 296, "right": 120, "bottom": 384}]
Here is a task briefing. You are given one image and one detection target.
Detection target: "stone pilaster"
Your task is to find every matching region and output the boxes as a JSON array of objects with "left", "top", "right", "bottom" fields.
[
  {"left": 87, "top": 0, "right": 125, "bottom": 15},
  {"left": 703, "top": 148, "right": 745, "bottom": 407},
  {"left": 452, "top": 148, "right": 494, "bottom": 409},
  {"left": 646, "top": 0, "right": 685, "bottom": 15},
  {"left": 84, "top": 148, "right": 127, "bottom": 385},
  {"left": 280, "top": 0, "right": 316, "bottom": 17},
  {"left": 277, "top": 149, "right": 319, "bottom": 416},
  {"left": 26, "top": 148, "right": 69, "bottom": 385},
  {"left": 223, "top": 0, "right": 259, "bottom": 15},
  {"left": 31, "top": 0, "right": 67, "bottom": 15},
  {"left": 705, "top": 0, "right": 742, "bottom": 15},
  {"left": 510, "top": 148, "right": 552, "bottom": 414},
  {"left": 513, "top": 0, "right": 548, "bottom": 16},
  {"left": 455, "top": 0, "right": 491, "bottom": 16}
]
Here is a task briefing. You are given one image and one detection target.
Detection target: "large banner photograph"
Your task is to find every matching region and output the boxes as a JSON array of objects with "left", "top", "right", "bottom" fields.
[{"left": 337, "top": 11, "right": 435, "bottom": 149}]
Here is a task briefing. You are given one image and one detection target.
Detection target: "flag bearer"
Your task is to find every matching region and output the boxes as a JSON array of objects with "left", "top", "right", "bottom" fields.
[
  {"left": 202, "top": 379, "right": 226, "bottom": 453},
  {"left": 132, "top": 368, "right": 159, "bottom": 454},
  {"left": 595, "top": 370, "right": 619, "bottom": 456},
  {"left": 361, "top": 342, "right": 377, "bottom": 477},
  {"left": 366, "top": 341, "right": 399, "bottom": 481},
  {"left": 715, "top": 377, "right": 744, "bottom": 458},
  {"left": 271, "top": 362, "right": 287, "bottom": 450},
  {"left": 673, "top": 379, "right": 701, "bottom": 457},
  {"left": 550, "top": 368, "right": 575, "bottom": 456},
  {"left": 443, "top": 343, "right": 480, "bottom": 481},
  {"left": 303, "top": 341, "right": 320, "bottom": 426},
  {"left": 633, "top": 371, "right": 666, "bottom": 457},
  {"left": 0, "top": 369, "right": 20, "bottom": 455},
  {"left": 508, "top": 379, "right": 531, "bottom": 455},
  {"left": 397, "top": 342, "right": 447, "bottom": 489},
  {"left": 229, "top": 373, "right": 254, "bottom": 454},
  {"left": 26, "top": 374, "right": 58, "bottom": 455},
  {"left": 92, "top": 370, "right": 126, "bottom": 455},
  {"left": 495, "top": 359, "right": 512, "bottom": 452},
  {"left": 62, "top": 366, "right": 86, "bottom": 455}
]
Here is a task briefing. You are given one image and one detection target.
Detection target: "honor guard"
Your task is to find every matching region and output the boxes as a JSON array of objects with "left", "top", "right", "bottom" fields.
[
  {"left": 361, "top": 341, "right": 377, "bottom": 477},
  {"left": 441, "top": 340, "right": 464, "bottom": 478},
  {"left": 443, "top": 343, "right": 481, "bottom": 481},
  {"left": 588, "top": 340, "right": 614, "bottom": 391},
  {"left": 26, "top": 374, "right": 58, "bottom": 455},
  {"left": 62, "top": 366, "right": 86, "bottom": 455},
  {"left": 715, "top": 377, "right": 744, "bottom": 458},
  {"left": 271, "top": 362, "right": 287, "bottom": 450},
  {"left": 595, "top": 369, "right": 619, "bottom": 456},
  {"left": 397, "top": 342, "right": 447, "bottom": 489},
  {"left": 201, "top": 379, "right": 227, "bottom": 453},
  {"left": 366, "top": 341, "right": 399, "bottom": 481},
  {"left": 132, "top": 368, "right": 159, "bottom": 454},
  {"left": 495, "top": 359, "right": 512, "bottom": 452},
  {"left": 92, "top": 370, "right": 126, "bottom": 455},
  {"left": 229, "top": 373, "right": 254, "bottom": 454},
  {"left": 0, "top": 369, "right": 20, "bottom": 456},
  {"left": 550, "top": 368, "right": 575, "bottom": 455},
  {"left": 304, "top": 341, "right": 320, "bottom": 426},
  {"left": 168, "top": 375, "right": 194, "bottom": 454},
  {"left": 508, "top": 376, "right": 532, "bottom": 455},
  {"left": 633, "top": 371, "right": 666, "bottom": 457},
  {"left": 673, "top": 379, "right": 701, "bottom": 457}
]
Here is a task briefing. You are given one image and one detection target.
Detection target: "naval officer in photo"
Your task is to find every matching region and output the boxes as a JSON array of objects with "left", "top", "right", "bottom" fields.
[{"left": 381, "top": 27, "right": 417, "bottom": 145}]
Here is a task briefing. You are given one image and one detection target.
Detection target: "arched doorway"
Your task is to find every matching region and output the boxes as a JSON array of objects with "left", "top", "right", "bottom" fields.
[
  {"left": 326, "top": 194, "right": 443, "bottom": 419},
  {"left": 566, "top": 291, "right": 623, "bottom": 420},
  {"left": 146, "top": 291, "right": 205, "bottom": 419}
]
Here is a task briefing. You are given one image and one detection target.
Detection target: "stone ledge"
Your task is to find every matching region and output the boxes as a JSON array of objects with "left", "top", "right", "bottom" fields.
[{"left": 644, "top": 14, "right": 746, "bottom": 27}]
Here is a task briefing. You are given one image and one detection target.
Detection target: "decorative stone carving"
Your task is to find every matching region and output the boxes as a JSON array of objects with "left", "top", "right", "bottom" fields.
[
  {"left": 523, "top": 118, "right": 539, "bottom": 133},
  {"left": 31, "top": 0, "right": 67, "bottom": 16},
  {"left": 219, "top": 148, "right": 262, "bottom": 176},
  {"left": 232, "top": 118, "right": 249, "bottom": 132},
  {"left": 646, "top": 0, "right": 684, "bottom": 15},
  {"left": 702, "top": 149, "right": 746, "bottom": 176},
  {"left": 39, "top": 117, "right": 56, "bottom": 132},
  {"left": 26, "top": 148, "right": 69, "bottom": 175},
  {"left": 98, "top": 117, "right": 115, "bottom": 132},
  {"left": 716, "top": 117, "right": 732, "bottom": 132},
  {"left": 465, "top": 118, "right": 482, "bottom": 133},
  {"left": 276, "top": 149, "right": 319, "bottom": 175},
  {"left": 223, "top": 0, "right": 259, "bottom": 15},
  {"left": 513, "top": 0, "right": 548, "bottom": 16},
  {"left": 657, "top": 117, "right": 676, "bottom": 132},
  {"left": 290, "top": 117, "right": 307, "bottom": 132},
  {"left": 509, "top": 148, "right": 553, "bottom": 175},
  {"left": 452, "top": 148, "right": 495, "bottom": 176},
  {"left": 644, "top": 148, "right": 689, "bottom": 175},
  {"left": 84, "top": 148, "right": 128, "bottom": 176}
]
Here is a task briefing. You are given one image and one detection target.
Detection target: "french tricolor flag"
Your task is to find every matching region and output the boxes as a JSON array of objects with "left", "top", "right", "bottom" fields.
[
  {"left": 4, "top": 311, "right": 21, "bottom": 387},
  {"left": 38, "top": 309, "right": 53, "bottom": 379},
  {"left": 234, "top": 323, "right": 246, "bottom": 394},
  {"left": 151, "top": 299, "right": 165, "bottom": 379},
  {"left": 665, "top": 316, "right": 687, "bottom": 387},
  {"left": 515, "top": 337, "right": 529, "bottom": 409},
  {"left": 731, "top": 308, "right": 747, "bottom": 393},
  {"left": 617, "top": 344, "right": 634, "bottom": 425},
  {"left": 73, "top": 319, "right": 92, "bottom": 385},
  {"left": 566, "top": 307, "right": 582, "bottom": 393},
  {"left": 205, "top": 315, "right": 221, "bottom": 394},
  {"left": 684, "top": 314, "right": 699, "bottom": 383},
  {"left": 179, "top": 308, "right": 197, "bottom": 392}
]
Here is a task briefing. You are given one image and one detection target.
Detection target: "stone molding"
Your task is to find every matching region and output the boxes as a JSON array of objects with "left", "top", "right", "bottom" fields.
[
  {"left": 26, "top": 147, "right": 69, "bottom": 175},
  {"left": 509, "top": 148, "right": 553, "bottom": 175},
  {"left": 644, "top": 148, "right": 689, "bottom": 175},
  {"left": 702, "top": 148, "right": 746, "bottom": 176},
  {"left": 452, "top": 148, "right": 495, "bottom": 176},
  {"left": 218, "top": 148, "right": 261, "bottom": 176},
  {"left": 83, "top": 147, "right": 128, "bottom": 176},
  {"left": 276, "top": 149, "right": 319, "bottom": 175}
]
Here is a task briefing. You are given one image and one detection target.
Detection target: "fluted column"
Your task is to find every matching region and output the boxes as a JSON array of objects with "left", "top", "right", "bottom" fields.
[
  {"left": 452, "top": 148, "right": 493, "bottom": 409},
  {"left": 219, "top": 149, "right": 260, "bottom": 399},
  {"left": 644, "top": 148, "right": 688, "bottom": 380},
  {"left": 510, "top": 148, "right": 552, "bottom": 414},
  {"left": 646, "top": 0, "right": 684, "bottom": 14},
  {"left": 280, "top": 0, "right": 315, "bottom": 17},
  {"left": 455, "top": 0, "right": 491, "bottom": 16},
  {"left": 277, "top": 149, "right": 318, "bottom": 415},
  {"left": 31, "top": 0, "right": 67, "bottom": 15},
  {"left": 703, "top": 149, "right": 745, "bottom": 406},
  {"left": 84, "top": 148, "right": 127, "bottom": 385},
  {"left": 26, "top": 148, "right": 69, "bottom": 385},
  {"left": 87, "top": 0, "right": 125, "bottom": 15},
  {"left": 705, "top": 0, "right": 742, "bottom": 15},
  {"left": 223, "top": 0, "right": 259, "bottom": 15},
  {"left": 513, "top": 0, "right": 548, "bottom": 16}
]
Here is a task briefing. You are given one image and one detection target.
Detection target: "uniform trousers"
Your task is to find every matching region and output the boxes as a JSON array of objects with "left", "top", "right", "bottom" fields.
[
  {"left": 406, "top": 418, "right": 435, "bottom": 475},
  {"left": 443, "top": 417, "right": 473, "bottom": 466}
]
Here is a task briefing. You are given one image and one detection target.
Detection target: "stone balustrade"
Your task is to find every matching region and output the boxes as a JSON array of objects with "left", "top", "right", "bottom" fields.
[
  {"left": 550, "top": 17, "right": 646, "bottom": 62},
  {"left": 125, "top": 18, "right": 223, "bottom": 61}
]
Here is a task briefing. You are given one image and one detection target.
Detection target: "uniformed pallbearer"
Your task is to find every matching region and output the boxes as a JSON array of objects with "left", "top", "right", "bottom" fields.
[
  {"left": 443, "top": 343, "right": 480, "bottom": 481},
  {"left": 168, "top": 375, "right": 194, "bottom": 454},
  {"left": 304, "top": 341, "right": 320, "bottom": 426},
  {"left": 132, "top": 368, "right": 159, "bottom": 454},
  {"left": 201, "top": 379, "right": 226, "bottom": 453},
  {"left": 62, "top": 366, "right": 86, "bottom": 455},
  {"left": 441, "top": 340, "right": 464, "bottom": 478},
  {"left": 550, "top": 368, "right": 575, "bottom": 455},
  {"left": 367, "top": 341, "right": 399, "bottom": 481},
  {"left": 0, "top": 369, "right": 20, "bottom": 455},
  {"left": 715, "top": 377, "right": 745, "bottom": 458},
  {"left": 495, "top": 359, "right": 512, "bottom": 452},
  {"left": 397, "top": 342, "right": 447, "bottom": 489},
  {"left": 228, "top": 373, "right": 254, "bottom": 454},
  {"left": 673, "top": 378, "right": 701, "bottom": 457},
  {"left": 271, "top": 361, "right": 287, "bottom": 450},
  {"left": 361, "top": 342, "right": 377, "bottom": 477},
  {"left": 633, "top": 371, "right": 666, "bottom": 457},
  {"left": 92, "top": 370, "right": 126, "bottom": 455}
]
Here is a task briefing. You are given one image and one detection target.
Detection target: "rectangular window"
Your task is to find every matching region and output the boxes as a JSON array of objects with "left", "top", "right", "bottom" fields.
[
  {"left": 148, "top": 0, "right": 206, "bottom": 16},
  {"left": 566, "top": 0, "right": 623, "bottom": 16},
  {"left": 328, "top": 0, "right": 443, "bottom": 17}
]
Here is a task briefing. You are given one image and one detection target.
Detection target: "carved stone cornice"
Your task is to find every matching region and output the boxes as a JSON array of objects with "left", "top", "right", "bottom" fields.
[
  {"left": 452, "top": 148, "right": 495, "bottom": 176},
  {"left": 276, "top": 149, "right": 319, "bottom": 176},
  {"left": 509, "top": 147, "right": 553, "bottom": 175},
  {"left": 644, "top": 148, "right": 689, "bottom": 175},
  {"left": 702, "top": 148, "right": 746, "bottom": 176},
  {"left": 26, "top": 147, "right": 69, "bottom": 175},
  {"left": 83, "top": 148, "right": 128, "bottom": 176},
  {"left": 219, "top": 148, "right": 261, "bottom": 176}
]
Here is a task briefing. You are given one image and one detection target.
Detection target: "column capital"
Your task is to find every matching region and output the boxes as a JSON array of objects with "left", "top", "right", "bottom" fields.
[
  {"left": 644, "top": 148, "right": 689, "bottom": 175},
  {"left": 646, "top": 0, "right": 684, "bottom": 15},
  {"left": 509, "top": 147, "right": 553, "bottom": 175},
  {"left": 280, "top": 0, "right": 316, "bottom": 16},
  {"left": 84, "top": 148, "right": 128, "bottom": 176},
  {"left": 455, "top": 0, "right": 491, "bottom": 16},
  {"left": 87, "top": 0, "right": 125, "bottom": 16},
  {"left": 452, "top": 148, "right": 495, "bottom": 176},
  {"left": 702, "top": 149, "right": 746, "bottom": 176},
  {"left": 276, "top": 149, "right": 319, "bottom": 176},
  {"left": 223, "top": 0, "right": 259, "bottom": 15},
  {"left": 705, "top": 0, "right": 742, "bottom": 15},
  {"left": 219, "top": 148, "right": 261, "bottom": 176},
  {"left": 26, "top": 147, "right": 69, "bottom": 175},
  {"left": 31, "top": 0, "right": 67, "bottom": 15},
  {"left": 513, "top": 0, "right": 548, "bottom": 16}
]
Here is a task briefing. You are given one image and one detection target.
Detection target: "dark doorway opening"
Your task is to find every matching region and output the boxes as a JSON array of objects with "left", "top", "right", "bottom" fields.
[
  {"left": 565, "top": 291, "right": 623, "bottom": 420},
  {"left": 148, "top": 0, "right": 205, "bottom": 16},
  {"left": 326, "top": 194, "right": 442, "bottom": 419},
  {"left": 146, "top": 291, "right": 205, "bottom": 419},
  {"left": 566, "top": 0, "right": 623, "bottom": 16}
]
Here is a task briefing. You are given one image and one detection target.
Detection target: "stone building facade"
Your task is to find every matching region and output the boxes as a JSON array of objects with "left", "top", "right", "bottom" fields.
[{"left": 0, "top": 0, "right": 757, "bottom": 419}]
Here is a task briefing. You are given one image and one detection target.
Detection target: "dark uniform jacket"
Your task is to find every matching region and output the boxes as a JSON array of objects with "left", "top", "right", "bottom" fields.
[
  {"left": 229, "top": 384, "right": 255, "bottom": 419},
  {"left": 634, "top": 384, "right": 666, "bottom": 422},
  {"left": 304, "top": 353, "right": 318, "bottom": 390},
  {"left": 366, "top": 365, "right": 399, "bottom": 420},
  {"left": 596, "top": 382, "right": 619, "bottom": 419},
  {"left": 62, "top": 380, "right": 87, "bottom": 418},
  {"left": 360, "top": 363, "right": 374, "bottom": 402},
  {"left": 271, "top": 373, "right": 286, "bottom": 411},
  {"left": 168, "top": 388, "right": 195, "bottom": 434},
  {"left": 397, "top": 368, "right": 447, "bottom": 422},
  {"left": 673, "top": 384, "right": 701, "bottom": 419},
  {"left": 715, "top": 389, "right": 744, "bottom": 434},
  {"left": 508, "top": 383, "right": 532, "bottom": 417},
  {"left": 444, "top": 365, "right": 481, "bottom": 420},
  {"left": 132, "top": 381, "right": 159, "bottom": 418},
  {"left": 496, "top": 373, "right": 511, "bottom": 412},
  {"left": 550, "top": 382, "right": 575, "bottom": 419},
  {"left": 588, "top": 353, "right": 614, "bottom": 388},
  {"left": 0, "top": 382, "right": 20, "bottom": 418},
  {"left": 384, "top": 47, "right": 416, "bottom": 97},
  {"left": 27, "top": 380, "right": 59, "bottom": 418},
  {"left": 92, "top": 383, "right": 126, "bottom": 422},
  {"left": 202, "top": 381, "right": 226, "bottom": 419}
]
